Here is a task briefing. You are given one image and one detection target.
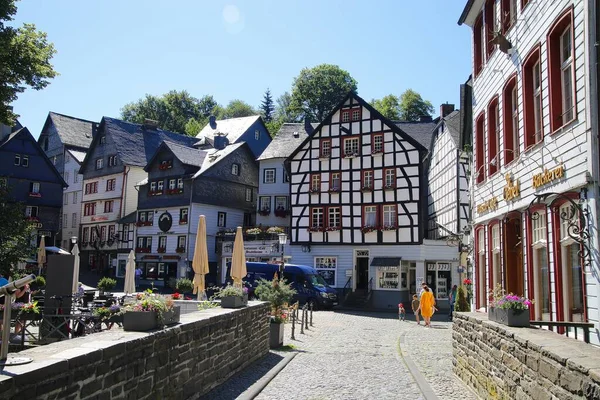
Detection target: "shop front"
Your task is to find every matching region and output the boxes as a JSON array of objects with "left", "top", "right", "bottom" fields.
[
  {"left": 219, "top": 240, "right": 289, "bottom": 283},
  {"left": 134, "top": 255, "right": 181, "bottom": 287}
]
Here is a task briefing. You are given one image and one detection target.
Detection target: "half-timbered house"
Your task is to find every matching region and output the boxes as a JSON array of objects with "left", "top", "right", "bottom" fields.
[{"left": 285, "top": 93, "right": 459, "bottom": 308}]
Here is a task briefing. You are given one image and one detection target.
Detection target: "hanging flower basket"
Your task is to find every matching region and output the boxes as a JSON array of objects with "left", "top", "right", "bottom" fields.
[
  {"left": 258, "top": 209, "right": 270, "bottom": 216},
  {"left": 274, "top": 209, "right": 289, "bottom": 218}
]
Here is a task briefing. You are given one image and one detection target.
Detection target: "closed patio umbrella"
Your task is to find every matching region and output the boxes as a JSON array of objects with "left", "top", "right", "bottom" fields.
[
  {"left": 71, "top": 243, "right": 80, "bottom": 294},
  {"left": 230, "top": 226, "right": 247, "bottom": 288},
  {"left": 124, "top": 250, "right": 136, "bottom": 294},
  {"left": 192, "top": 215, "right": 209, "bottom": 300},
  {"left": 37, "top": 236, "right": 46, "bottom": 276}
]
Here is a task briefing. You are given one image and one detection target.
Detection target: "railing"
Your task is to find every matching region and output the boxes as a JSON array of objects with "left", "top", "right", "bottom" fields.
[
  {"left": 341, "top": 276, "right": 352, "bottom": 302},
  {"left": 529, "top": 320, "right": 595, "bottom": 344}
]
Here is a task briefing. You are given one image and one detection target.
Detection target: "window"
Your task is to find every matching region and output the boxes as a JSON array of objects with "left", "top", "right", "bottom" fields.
[
  {"left": 22, "top": 156, "right": 28, "bottom": 167},
  {"left": 64, "top": 193, "right": 68, "bottom": 205},
  {"left": 328, "top": 207, "right": 340, "bottom": 229},
  {"left": 491, "top": 223, "right": 502, "bottom": 288},
  {"left": 158, "top": 236, "right": 167, "bottom": 249},
  {"left": 310, "top": 207, "right": 324, "bottom": 229},
  {"left": 362, "top": 170, "right": 374, "bottom": 189},
  {"left": 52, "top": 156, "right": 57, "bottom": 165},
  {"left": 100, "top": 226, "right": 107, "bottom": 242},
  {"left": 474, "top": 14, "right": 484, "bottom": 76},
  {"left": 310, "top": 174, "right": 321, "bottom": 192},
  {"left": 231, "top": 164, "right": 239, "bottom": 175},
  {"left": 73, "top": 191, "right": 78, "bottom": 204},
  {"left": 177, "top": 178, "right": 183, "bottom": 189},
  {"left": 341, "top": 110, "right": 350, "bottom": 123},
  {"left": 108, "top": 155, "right": 117, "bottom": 167},
  {"left": 523, "top": 47, "right": 543, "bottom": 148},
  {"left": 343, "top": 137, "right": 359, "bottom": 157},
  {"left": 372, "top": 134, "right": 383, "bottom": 154},
  {"left": 106, "top": 179, "right": 116, "bottom": 192},
  {"left": 384, "top": 168, "right": 396, "bottom": 188},
  {"left": 147, "top": 212, "right": 154, "bottom": 224},
  {"left": 137, "top": 237, "right": 152, "bottom": 251},
  {"left": 84, "top": 203, "right": 96, "bottom": 216},
  {"left": 179, "top": 208, "right": 188, "bottom": 224},
  {"left": 63, "top": 214, "right": 68, "bottom": 228},
  {"left": 382, "top": 204, "right": 397, "bottom": 227},
  {"left": 530, "top": 209, "right": 550, "bottom": 321},
  {"left": 74, "top": 171, "right": 79, "bottom": 183},
  {"left": 157, "top": 181, "right": 164, "bottom": 191},
  {"left": 169, "top": 179, "right": 176, "bottom": 190},
  {"left": 31, "top": 182, "right": 40, "bottom": 194},
  {"left": 352, "top": 108, "right": 361, "bottom": 121},
  {"left": 487, "top": 98, "right": 500, "bottom": 176},
  {"left": 320, "top": 139, "right": 331, "bottom": 158},
  {"left": 275, "top": 196, "right": 288, "bottom": 210},
  {"left": 139, "top": 211, "right": 146, "bottom": 223},
  {"left": 330, "top": 172, "right": 341, "bottom": 191},
  {"left": 259, "top": 197, "right": 270, "bottom": 212},
  {"left": 255, "top": 130, "right": 260, "bottom": 140},
  {"left": 104, "top": 200, "right": 114, "bottom": 213},
  {"left": 14, "top": 155, "right": 20, "bottom": 166},
  {"left": 263, "top": 169, "right": 275, "bottom": 183},
  {"left": 503, "top": 76, "right": 519, "bottom": 164},
  {"left": 150, "top": 182, "right": 156, "bottom": 192},
  {"left": 217, "top": 212, "right": 226, "bottom": 227},
  {"left": 99, "top": 136, "right": 106, "bottom": 144},
  {"left": 122, "top": 224, "right": 129, "bottom": 243},
  {"left": 475, "top": 113, "right": 486, "bottom": 184},
  {"left": 314, "top": 257, "right": 336, "bottom": 286},
  {"left": 501, "top": 0, "right": 517, "bottom": 32},
  {"left": 177, "top": 236, "right": 186, "bottom": 250},
  {"left": 426, "top": 262, "right": 452, "bottom": 299},
  {"left": 72, "top": 213, "right": 77, "bottom": 228},
  {"left": 363, "top": 205, "right": 378, "bottom": 228},
  {"left": 245, "top": 188, "right": 252, "bottom": 202},
  {"left": 25, "top": 206, "right": 38, "bottom": 218},
  {"left": 484, "top": 0, "right": 497, "bottom": 57},
  {"left": 85, "top": 182, "right": 98, "bottom": 194},
  {"left": 548, "top": 10, "right": 575, "bottom": 131},
  {"left": 95, "top": 158, "right": 103, "bottom": 170},
  {"left": 83, "top": 227, "right": 89, "bottom": 243},
  {"left": 108, "top": 225, "right": 115, "bottom": 240},
  {"left": 91, "top": 227, "right": 98, "bottom": 242}
]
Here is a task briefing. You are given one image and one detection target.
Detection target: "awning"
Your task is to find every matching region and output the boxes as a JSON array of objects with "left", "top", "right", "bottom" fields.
[{"left": 370, "top": 257, "right": 402, "bottom": 267}]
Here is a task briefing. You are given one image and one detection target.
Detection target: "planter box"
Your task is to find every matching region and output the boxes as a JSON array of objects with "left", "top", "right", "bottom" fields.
[
  {"left": 162, "top": 306, "right": 181, "bottom": 325},
  {"left": 269, "top": 322, "right": 284, "bottom": 348},
  {"left": 123, "top": 311, "right": 158, "bottom": 331},
  {"left": 107, "top": 314, "right": 123, "bottom": 324},
  {"left": 221, "top": 294, "right": 248, "bottom": 308},
  {"left": 488, "top": 307, "right": 497, "bottom": 322},
  {"left": 496, "top": 308, "right": 530, "bottom": 327}
]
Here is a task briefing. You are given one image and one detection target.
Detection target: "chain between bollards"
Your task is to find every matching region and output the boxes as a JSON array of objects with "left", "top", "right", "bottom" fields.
[{"left": 310, "top": 302, "right": 314, "bottom": 327}]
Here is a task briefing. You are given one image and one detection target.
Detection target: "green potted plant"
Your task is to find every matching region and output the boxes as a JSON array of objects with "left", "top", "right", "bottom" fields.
[
  {"left": 97, "top": 277, "right": 117, "bottom": 296},
  {"left": 175, "top": 278, "right": 194, "bottom": 296},
  {"left": 254, "top": 274, "right": 296, "bottom": 348},
  {"left": 121, "top": 291, "right": 180, "bottom": 331},
  {"left": 215, "top": 284, "right": 248, "bottom": 308},
  {"left": 29, "top": 276, "right": 46, "bottom": 294},
  {"left": 494, "top": 294, "right": 532, "bottom": 327}
]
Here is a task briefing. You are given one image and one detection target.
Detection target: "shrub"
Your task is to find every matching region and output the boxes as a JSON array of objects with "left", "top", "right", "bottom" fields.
[
  {"left": 214, "top": 284, "right": 246, "bottom": 298},
  {"left": 454, "top": 285, "right": 470, "bottom": 312},
  {"left": 30, "top": 275, "right": 46, "bottom": 290},
  {"left": 255, "top": 274, "right": 296, "bottom": 323},
  {"left": 97, "top": 277, "right": 117, "bottom": 292},
  {"left": 175, "top": 278, "right": 194, "bottom": 293}
]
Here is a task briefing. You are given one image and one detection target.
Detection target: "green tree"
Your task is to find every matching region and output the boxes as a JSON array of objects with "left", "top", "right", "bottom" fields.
[
  {"left": 274, "top": 92, "right": 301, "bottom": 123},
  {"left": 260, "top": 88, "right": 274, "bottom": 122},
  {"left": 184, "top": 117, "right": 205, "bottom": 136},
  {"left": 289, "top": 64, "right": 358, "bottom": 122},
  {"left": 0, "top": 0, "right": 58, "bottom": 124},
  {"left": 370, "top": 94, "right": 401, "bottom": 120},
  {"left": 0, "top": 187, "right": 34, "bottom": 277},
  {"left": 217, "top": 99, "right": 256, "bottom": 119},
  {"left": 398, "top": 89, "right": 434, "bottom": 121}
]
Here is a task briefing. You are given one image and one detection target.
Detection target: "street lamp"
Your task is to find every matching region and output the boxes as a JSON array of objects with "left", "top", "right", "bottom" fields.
[
  {"left": 70, "top": 236, "right": 78, "bottom": 251},
  {"left": 278, "top": 233, "right": 288, "bottom": 275}
]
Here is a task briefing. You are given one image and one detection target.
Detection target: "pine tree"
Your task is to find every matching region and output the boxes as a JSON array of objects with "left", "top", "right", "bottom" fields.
[{"left": 260, "top": 88, "right": 275, "bottom": 122}]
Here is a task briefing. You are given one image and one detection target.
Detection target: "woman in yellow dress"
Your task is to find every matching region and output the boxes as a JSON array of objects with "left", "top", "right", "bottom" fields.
[{"left": 418, "top": 286, "right": 436, "bottom": 327}]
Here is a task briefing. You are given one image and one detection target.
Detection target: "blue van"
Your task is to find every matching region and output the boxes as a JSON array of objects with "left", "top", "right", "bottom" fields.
[{"left": 244, "top": 262, "right": 338, "bottom": 309}]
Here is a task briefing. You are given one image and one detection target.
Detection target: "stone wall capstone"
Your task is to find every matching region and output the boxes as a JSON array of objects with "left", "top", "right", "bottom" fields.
[
  {"left": 0, "top": 301, "right": 270, "bottom": 400},
  {"left": 453, "top": 312, "right": 600, "bottom": 400}
]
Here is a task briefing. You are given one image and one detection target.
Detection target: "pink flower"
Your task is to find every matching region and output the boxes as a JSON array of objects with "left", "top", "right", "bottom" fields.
[{"left": 524, "top": 300, "right": 531, "bottom": 307}]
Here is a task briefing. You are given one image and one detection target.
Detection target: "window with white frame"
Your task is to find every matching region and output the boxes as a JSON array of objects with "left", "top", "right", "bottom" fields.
[
  {"left": 275, "top": 196, "right": 287, "bottom": 210},
  {"left": 328, "top": 207, "right": 340, "bottom": 228},
  {"left": 311, "top": 174, "right": 321, "bottom": 191},
  {"left": 25, "top": 206, "right": 38, "bottom": 218},
  {"left": 31, "top": 182, "right": 40, "bottom": 194},
  {"left": 14, "top": 155, "right": 20, "bottom": 166},
  {"left": 158, "top": 236, "right": 167, "bottom": 249},
  {"left": 21, "top": 156, "right": 28, "bottom": 167},
  {"left": 245, "top": 188, "right": 252, "bottom": 202},
  {"left": 177, "top": 178, "right": 183, "bottom": 189},
  {"left": 232, "top": 164, "right": 239, "bottom": 175},
  {"left": 362, "top": 171, "right": 373, "bottom": 189},
  {"left": 217, "top": 212, "right": 226, "bottom": 227},
  {"left": 363, "top": 206, "right": 377, "bottom": 228},
  {"left": 263, "top": 169, "right": 275, "bottom": 183},
  {"left": 560, "top": 27, "right": 574, "bottom": 123},
  {"left": 372, "top": 134, "right": 383, "bottom": 153},
  {"left": 533, "top": 60, "right": 543, "bottom": 143},
  {"left": 376, "top": 262, "right": 410, "bottom": 291},
  {"left": 150, "top": 182, "right": 156, "bottom": 192},
  {"left": 73, "top": 191, "right": 78, "bottom": 204},
  {"left": 63, "top": 214, "right": 68, "bottom": 228},
  {"left": 74, "top": 170, "right": 79, "bottom": 183},
  {"left": 558, "top": 203, "right": 584, "bottom": 322},
  {"left": 491, "top": 224, "right": 501, "bottom": 288},
  {"left": 343, "top": 137, "right": 359, "bottom": 156},
  {"left": 330, "top": 172, "right": 340, "bottom": 191},
  {"left": 64, "top": 193, "right": 68, "bottom": 205},
  {"left": 95, "top": 158, "right": 103, "bottom": 170},
  {"left": 178, "top": 236, "right": 186, "bottom": 250},
  {"left": 310, "top": 207, "right": 324, "bottom": 229},
  {"left": 320, "top": 139, "right": 331, "bottom": 158},
  {"left": 179, "top": 208, "right": 188, "bottom": 224},
  {"left": 314, "top": 257, "right": 336, "bottom": 286},
  {"left": 255, "top": 130, "right": 260, "bottom": 140},
  {"left": 157, "top": 181, "right": 164, "bottom": 191},
  {"left": 169, "top": 179, "right": 176, "bottom": 190},
  {"left": 531, "top": 210, "right": 550, "bottom": 321},
  {"left": 382, "top": 205, "right": 397, "bottom": 227},
  {"left": 384, "top": 169, "right": 395, "bottom": 188},
  {"left": 259, "top": 196, "right": 270, "bottom": 212}
]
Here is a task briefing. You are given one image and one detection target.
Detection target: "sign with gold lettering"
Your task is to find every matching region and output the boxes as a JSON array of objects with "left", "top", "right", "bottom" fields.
[
  {"left": 477, "top": 197, "right": 498, "bottom": 214},
  {"left": 503, "top": 174, "right": 520, "bottom": 201},
  {"left": 532, "top": 164, "right": 565, "bottom": 189}
]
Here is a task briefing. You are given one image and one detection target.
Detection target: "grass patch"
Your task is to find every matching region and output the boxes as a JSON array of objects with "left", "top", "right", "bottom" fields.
[{"left": 275, "top": 344, "right": 297, "bottom": 351}]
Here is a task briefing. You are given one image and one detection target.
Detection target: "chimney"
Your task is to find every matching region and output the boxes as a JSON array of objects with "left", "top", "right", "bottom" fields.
[
  {"left": 214, "top": 133, "right": 228, "bottom": 150},
  {"left": 142, "top": 118, "right": 159, "bottom": 130},
  {"left": 304, "top": 117, "right": 314, "bottom": 135},
  {"left": 209, "top": 115, "right": 217, "bottom": 129},
  {"left": 419, "top": 115, "right": 433, "bottom": 122},
  {"left": 440, "top": 103, "right": 455, "bottom": 119}
]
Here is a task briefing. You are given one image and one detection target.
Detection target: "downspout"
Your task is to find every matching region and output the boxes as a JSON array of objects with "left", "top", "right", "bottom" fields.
[
  {"left": 120, "top": 166, "right": 130, "bottom": 251},
  {"left": 186, "top": 175, "right": 194, "bottom": 280}
]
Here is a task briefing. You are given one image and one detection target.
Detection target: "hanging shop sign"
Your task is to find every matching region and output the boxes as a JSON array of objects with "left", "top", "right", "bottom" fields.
[
  {"left": 503, "top": 174, "right": 520, "bottom": 201},
  {"left": 476, "top": 197, "right": 498, "bottom": 214},
  {"left": 532, "top": 164, "right": 565, "bottom": 189}
]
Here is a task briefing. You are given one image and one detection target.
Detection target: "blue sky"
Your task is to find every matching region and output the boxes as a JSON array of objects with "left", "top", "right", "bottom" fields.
[{"left": 11, "top": 0, "right": 472, "bottom": 137}]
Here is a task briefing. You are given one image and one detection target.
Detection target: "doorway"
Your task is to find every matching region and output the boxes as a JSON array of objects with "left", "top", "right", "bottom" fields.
[
  {"left": 356, "top": 258, "right": 369, "bottom": 290},
  {"left": 504, "top": 216, "right": 524, "bottom": 296}
]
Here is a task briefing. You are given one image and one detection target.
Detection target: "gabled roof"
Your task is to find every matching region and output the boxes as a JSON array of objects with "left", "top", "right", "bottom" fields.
[
  {"left": 145, "top": 141, "right": 208, "bottom": 172},
  {"left": 444, "top": 110, "right": 462, "bottom": 145},
  {"left": 257, "top": 123, "right": 313, "bottom": 161},
  {"left": 192, "top": 142, "right": 247, "bottom": 178},
  {"left": 67, "top": 149, "right": 86, "bottom": 164},
  {"left": 42, "top": 112, "right": 98, "bottom": 149},
  {"left": 393, "top": 120, "right": 438, "bottom": 151},
  {"left": 196, "top": 115, "right": 261, "bottom": 144},
  {"left": 80, "top": 117, "right": 198, "bottom": 171},
  {"left": 0, "top": 127, "right": 67, "bottom": 187}
]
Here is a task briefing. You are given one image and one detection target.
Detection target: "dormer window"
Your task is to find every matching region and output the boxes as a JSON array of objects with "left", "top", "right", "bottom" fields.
[
  {"left": 95, "top": 158, "right": 103, "bottom": 170},
  {"left": 231, "top": 164, "right": 240, "bottom": 175},
  {"left": 100, "top": 136, "right": 106, "bottom": 145},
  {"left": 177, "top": 178, "right": 183, "bottom": 189},
  {"left": 157, "top": 181, "right": 164, "bottom": 191},
  {"left": 150, "top": 182, "right": 156, "bottom": 192},
  {"left": 108, "top": 155, "right": 117, "bottom": 167},
  {"left": 255, "top": 130, "right": 260, "bottom": 140},
  {"left": 14, "top": 155, "right": 20, "bottom": 166}
]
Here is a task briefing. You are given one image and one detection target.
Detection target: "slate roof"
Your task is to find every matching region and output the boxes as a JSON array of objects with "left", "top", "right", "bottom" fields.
[
  {"left": 257, "top": 123, "right": 312, "bottom": 161},
  {"left": 67, "top": 149, "right": 86, "bottom": 164},
  {"left": 193, "top": 142, "right": 247, "bottom": 178},
  {"left": 83, "top": 117, "right": 199, "bottom": 170},
  {"left": 393, "top": 120, "right": 438, "bottom": 151},
  {"left": 162, "top": 141, "right": 207, "bottom": 168},
  {"left": 444, "top": 110, "right": 461, "bottom": 145},
  {"left": 196, "top": 116, "right": 261, "bottom": 144},
  {"left": 47, "top": 112, "right": 98, "bottom": 149}
]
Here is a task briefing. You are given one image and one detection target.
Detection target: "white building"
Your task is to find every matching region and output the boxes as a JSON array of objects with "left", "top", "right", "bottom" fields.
[{"left": 60, "top": 149, "right": 85, "bottom": 249}]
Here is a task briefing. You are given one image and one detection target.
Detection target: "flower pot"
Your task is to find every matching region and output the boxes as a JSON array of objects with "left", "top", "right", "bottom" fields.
[
  {"left": 220, "top": 294, "right": 248, "bottom": 308},
  {"left": 269, "top": 322, "right": 284, "bottom": 348},
  {"left": 488, "top": 307, "right": 497, "bottom": 322},
  {"left": 496, "top": 308, "right": 530, "bottom": 327},
  {"left": 123, "top": 311, "right": 158, "bottom": 331},
  {"left": 162, "top": 306, "right": 181, "bottom": 325},
  {"left": 19, "top": 312, "right": 42, "bottom": 321},
  {"left": 107, "top": 314, "right": 123, "bottom": 324}
]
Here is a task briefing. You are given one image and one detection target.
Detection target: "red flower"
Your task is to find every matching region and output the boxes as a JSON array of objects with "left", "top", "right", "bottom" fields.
[{"left": 463, "top": 278, "right": 472, "bottom": 285}]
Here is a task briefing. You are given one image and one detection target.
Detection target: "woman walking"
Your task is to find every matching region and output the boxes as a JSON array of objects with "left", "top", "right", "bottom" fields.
[{"left": 418, "top": 286, "right": 436, "bottom": 328}]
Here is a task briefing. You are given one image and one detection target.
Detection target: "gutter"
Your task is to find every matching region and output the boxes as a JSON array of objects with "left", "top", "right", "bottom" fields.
[{"left": 457, "top": 0, "right": 475, "bottom": 25}]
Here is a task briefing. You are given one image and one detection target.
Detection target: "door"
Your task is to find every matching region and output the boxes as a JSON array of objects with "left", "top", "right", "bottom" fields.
[
  {"left": 504, "top": 216, "right": 524, "bottom": 296},
  {"left": 409, "top": 268, "right": 416, "bottom": 295},
  {"left": 356, "top": 258, "right": 369, "bottom": 289}
]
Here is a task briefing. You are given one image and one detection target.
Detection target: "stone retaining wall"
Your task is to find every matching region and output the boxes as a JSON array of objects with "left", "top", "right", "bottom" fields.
[
  {"left": 0, "top": 301, "right": 270, "bottom": 400},
  {"left": 453, "top": 312, "right": 600, "bottom": 399}
]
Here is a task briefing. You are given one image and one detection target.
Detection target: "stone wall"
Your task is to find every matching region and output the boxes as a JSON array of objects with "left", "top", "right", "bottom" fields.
[
  {"left": 0, "top": 302, "right": 270, "bottom": 400},
  {"left": 453, "top": 312, "right": 600, "bottom": 399}
]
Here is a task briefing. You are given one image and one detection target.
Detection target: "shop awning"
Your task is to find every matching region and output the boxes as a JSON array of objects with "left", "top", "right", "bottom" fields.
[{"left": 370, "top": 257, "right": 402, "bottom": 267}]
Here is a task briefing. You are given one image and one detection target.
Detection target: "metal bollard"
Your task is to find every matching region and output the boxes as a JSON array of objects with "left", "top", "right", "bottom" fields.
[
  {"left": 300, "top": 306, "right": 305, "bottom": 334},
  {"left": 310, "top": 302, "right": 314, "bottom": 327},
  {"left": 304, "top": 304, "right": 309, "bottom": 330},
  {"left": 291, "top": 306, "right": 296, "bottom": 340}
]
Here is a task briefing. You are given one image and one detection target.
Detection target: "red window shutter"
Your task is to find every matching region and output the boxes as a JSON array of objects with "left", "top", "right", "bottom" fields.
[
  {"left": 475, "top": 113, "right": 486, "bottom": 184},
  {"left": 487, "top": 98, "right": 499, "bottom": 176}
]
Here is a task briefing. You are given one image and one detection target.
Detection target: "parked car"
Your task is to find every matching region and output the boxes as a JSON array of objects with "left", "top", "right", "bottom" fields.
[{"left": 243, "top": 262, "right": 339, "bottom": 309}]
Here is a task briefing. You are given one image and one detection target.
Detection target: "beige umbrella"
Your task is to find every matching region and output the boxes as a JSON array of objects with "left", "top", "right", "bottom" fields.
[
  {"left": 192, "top": 215, "right": 209, "bottom": 300},
  {"left": 124, "top": 250, "right": 136, "bottom": 294},
  {"left": 37, "top": 236, "right": 47, "bottom": 276},
  {"left": 230, "top": 226, "right": 247, "bottom": 289},
  {"left": 71, "top": 243, "right": 80, "bottom": 294}
]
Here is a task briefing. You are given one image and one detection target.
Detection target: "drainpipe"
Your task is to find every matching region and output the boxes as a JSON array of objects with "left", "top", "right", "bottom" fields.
[
  {"left": 120, "top": 166, "right": 130, "bottom": 256},
  {"left": 186, "top": 176, "right": 194, "bottom": 280}
]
